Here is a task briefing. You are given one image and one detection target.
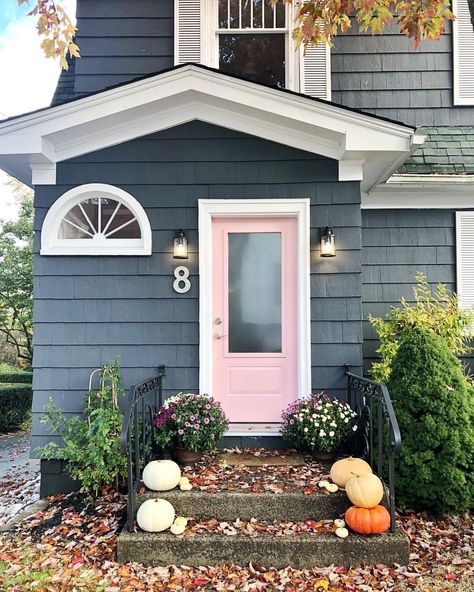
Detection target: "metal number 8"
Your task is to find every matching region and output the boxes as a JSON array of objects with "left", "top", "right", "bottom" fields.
[{"left": 173, "top": 266, "right": 191, "bottom": 294}]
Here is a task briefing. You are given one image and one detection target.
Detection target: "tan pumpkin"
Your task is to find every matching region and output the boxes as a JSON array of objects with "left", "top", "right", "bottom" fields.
[
  {"left": 143, "top": 459, "right": 181, "bottom": 491},
  {"left": 345, "top": 473, "right": 384, "bottom": 508},
  {"left": 136, "top": 498, "right": 175, "bottom": 532},
  {"left": 345, "top": 505, "right": 390, "bottom": 535},
  {"left": 329, "top": 457, "right": 372, "bottom": 488}
]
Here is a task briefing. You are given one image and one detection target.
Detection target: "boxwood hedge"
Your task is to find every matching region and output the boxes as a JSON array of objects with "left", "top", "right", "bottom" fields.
[{"left": 0, "top": 383, "right": 33, "bottom": 430}]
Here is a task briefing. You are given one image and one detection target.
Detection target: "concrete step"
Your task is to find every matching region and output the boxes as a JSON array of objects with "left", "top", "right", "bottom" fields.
[
  {"left": 117, "top": 527, "right": 409, "bottom": 568},
  {"left": 137, "top": 488, "right": 349, "bottom": 521}
]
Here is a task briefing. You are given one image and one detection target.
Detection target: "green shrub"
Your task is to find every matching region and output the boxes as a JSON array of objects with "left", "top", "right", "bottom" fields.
[
  {"left": 369, "top": 272, "right": 473, "bottom": 382},
  {"left": 0, "top": 383, "right": 33, "bottom": 430},
  {"left": 37, "top": 361, "right": 127, "bottom": 494},
  {"left": 0, "top": 370, "right": 32, "bottom": 384},
  {"left": 388, "top": 327, "right": 474, "bottom": 514}
]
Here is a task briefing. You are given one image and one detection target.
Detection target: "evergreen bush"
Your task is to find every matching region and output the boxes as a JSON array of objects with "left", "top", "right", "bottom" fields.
[
  {"left": 0, "top": 383, "right": 32, "bottom": 430},
  {"left": 388, "top": 327, "right": 474, "bottom": 514}
]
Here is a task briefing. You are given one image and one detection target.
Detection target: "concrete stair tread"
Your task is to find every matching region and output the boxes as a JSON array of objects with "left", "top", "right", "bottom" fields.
[
  {"left": 117, "top": 526, "right": 409, "bottom": 568},
  {"left": 138, "top": 487, "right": 349, "bottom": 521}
]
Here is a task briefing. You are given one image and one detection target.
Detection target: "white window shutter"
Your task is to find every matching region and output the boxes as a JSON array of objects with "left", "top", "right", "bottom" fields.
[
  {"left": 175, "top": 0, "right": 201, "bottom": 65},
  {"left": 301, "top": 44, "right": 331, "bottom": 100},
  {"left": 456, "top": 212, "right": 474, "bottom": 312},
  {"left": 453, "top": 0, "right": 474, "bottom": 105}
]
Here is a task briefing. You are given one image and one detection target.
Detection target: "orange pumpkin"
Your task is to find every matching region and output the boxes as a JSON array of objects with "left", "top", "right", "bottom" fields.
[{"left": 345, "top": 505, "right": 390, "bottom": 535}]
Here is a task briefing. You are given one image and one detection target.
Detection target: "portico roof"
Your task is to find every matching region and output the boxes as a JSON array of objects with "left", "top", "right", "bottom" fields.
[{"left": 0, "top": 63, "right": 423, "bottom": 192}]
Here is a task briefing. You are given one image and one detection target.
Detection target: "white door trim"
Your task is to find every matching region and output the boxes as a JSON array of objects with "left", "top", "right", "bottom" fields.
[{"left": 198, "top": 198, "right": 312, "bottom": 400}]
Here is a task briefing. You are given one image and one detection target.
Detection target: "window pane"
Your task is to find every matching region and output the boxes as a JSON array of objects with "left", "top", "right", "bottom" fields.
[
  {"left": 80, "top": 198, "right": 99, "bottom": 233},
  {"left": 218, "top": 0, "right": 228, "bottom": 27},
  {"left": 276, "top": 1, "right": 285, "bottom": 27},
  {"left": 219, "top": 33, "right": 285, "bottom": 87},
  {"left": 230, "top": 0, "right": 239, "bottom": 28},
  {"left": 228, "top": 232, "right": 281, "bottom": 353},
  {"left": 59, "top": 219, "right": 93, "bottom": 239},
  {"left": 264, "top": 0, "right": 274, "bottom": 28},
  {"left": 253, "top": 0, "right": 262, "bottom": 27},
  {"left": 104, "top": 204, "right": 139, "bottom": 237},
  {"left": 100, "top": 198, "right": 120, "bottom": 232},
  {"left": 241, "top": 0, "right": 251, "bottom": 28},
  {"left": 109, "top": 219, "right": 141, "bottom": 239}
]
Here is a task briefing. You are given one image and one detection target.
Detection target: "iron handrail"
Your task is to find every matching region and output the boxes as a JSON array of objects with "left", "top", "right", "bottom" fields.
[
  {"left": 120, "top": 365, "right": 166, "bottom": 531},
  {"left": 345, "top": 367, "right": 401, "bottom": 532}
]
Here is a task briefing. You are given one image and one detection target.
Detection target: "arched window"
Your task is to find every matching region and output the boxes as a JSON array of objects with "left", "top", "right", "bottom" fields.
[{"left": 41, "top": 184, "right": 152, "bottom": 255}]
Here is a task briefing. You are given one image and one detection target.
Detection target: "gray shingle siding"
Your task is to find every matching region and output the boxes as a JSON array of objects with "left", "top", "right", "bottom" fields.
[
  {"left": 361, "top": 209, "right": 474, "bottom": 376},
  {"left": 73, "top": 0, "right": 174, "bottom": 94},
  {"left": 332, "top": 20, "right": 474, "bottom": 127},
  {"left": 32, "top": 121, "right": 363, "bottom": 451}
]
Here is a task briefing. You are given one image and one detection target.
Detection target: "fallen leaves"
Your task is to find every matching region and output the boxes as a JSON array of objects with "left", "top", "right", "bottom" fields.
[
  {"left": 0, "top": 450, "right": 472, "bottom": 591},
  {"left": 182, "top": 448, "right": 330, "bottom": 495}
]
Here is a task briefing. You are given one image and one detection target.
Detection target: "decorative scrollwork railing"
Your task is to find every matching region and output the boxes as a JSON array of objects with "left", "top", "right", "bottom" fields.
[
  {"left": 345, "top": 366, "right": 401, "bottom": 532},
  {"left": 120, "top": 366, "right": 166, "bottom": 531}
]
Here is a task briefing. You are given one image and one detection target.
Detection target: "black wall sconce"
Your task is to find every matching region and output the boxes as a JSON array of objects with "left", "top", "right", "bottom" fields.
[
  {"left": 320, "top": 226, "right": 336, "bottom": 257},
  {"left": 173, "top": 229, "right": 189, "bottom": 259}
]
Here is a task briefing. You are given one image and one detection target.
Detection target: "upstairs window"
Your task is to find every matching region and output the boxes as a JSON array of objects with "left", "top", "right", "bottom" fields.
[
  {"left": 217, "top": 0, "right": 287, "bottom": 88},
  {"left": 453, "top": 0, "right": 474, "bottom": 105},
  {"left": 41, "top": 184, "right": 152, "bottom": 256},
  {"left": 175, "top": 0, "right": 331, "bottom": 99}
]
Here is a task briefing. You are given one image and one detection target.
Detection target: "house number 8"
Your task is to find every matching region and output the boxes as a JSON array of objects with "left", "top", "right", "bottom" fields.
[{"left": 173, "top": 266, "right": 191, "bottom": 294}]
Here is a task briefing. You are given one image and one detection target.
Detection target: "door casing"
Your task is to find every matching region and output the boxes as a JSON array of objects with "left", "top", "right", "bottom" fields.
[{"left": 198, "top": 198, "right": 311, "bottom": 402}]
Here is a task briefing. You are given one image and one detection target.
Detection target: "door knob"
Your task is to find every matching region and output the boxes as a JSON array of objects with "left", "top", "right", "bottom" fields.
[
  {"left": 215, "top": 317, "right": 222, "bottom": 325},
  {"left": 215, "top": 332, "right": 226, "bottom": 340}
]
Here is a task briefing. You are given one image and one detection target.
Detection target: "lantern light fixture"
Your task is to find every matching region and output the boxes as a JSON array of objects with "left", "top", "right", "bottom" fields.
[
  {"left": 320, "top": 226, "right": 336, "bottom": 257},
  {"left": 173, "top": 229, "right": 188, "bottom": 259}
]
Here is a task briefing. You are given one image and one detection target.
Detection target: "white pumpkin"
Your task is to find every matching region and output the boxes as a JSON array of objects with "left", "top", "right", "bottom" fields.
[
  {"left": 137, "top": 498, "right": 175, "bottom": 532},
  {"left": 329, "top": 457, "right": 372, "bottom": 488},
  {"left": 335, "top": 527, "right": 349, "bottom": 539},
  {"left": 143, "top": 459, "right": 181, "bottom": 491}
]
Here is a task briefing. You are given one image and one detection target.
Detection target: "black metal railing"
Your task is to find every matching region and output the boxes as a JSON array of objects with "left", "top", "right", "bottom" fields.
[
  {"left": 345, "top": 367, "right": 402, "bottom": 532},
  {"left": 120, "top": 365, "right": 166, "bottom": 531}
]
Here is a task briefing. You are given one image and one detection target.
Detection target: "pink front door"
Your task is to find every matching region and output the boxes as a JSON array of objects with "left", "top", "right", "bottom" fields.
[{"left": 212, "top": 217, "right": 298, "bottom": 422}]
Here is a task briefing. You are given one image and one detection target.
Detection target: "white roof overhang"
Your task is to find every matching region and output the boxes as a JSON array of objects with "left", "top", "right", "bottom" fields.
[{"left": 0, "top": 64, "right": 422, "bottom": 192}]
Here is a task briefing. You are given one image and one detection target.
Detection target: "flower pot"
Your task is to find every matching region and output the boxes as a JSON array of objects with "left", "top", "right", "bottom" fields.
[
  {"left": 310, "top": 449, "right": 336, "bottom": 462},
  {"left": 175, "top": 447, "right": 203, "bottom": 466}
]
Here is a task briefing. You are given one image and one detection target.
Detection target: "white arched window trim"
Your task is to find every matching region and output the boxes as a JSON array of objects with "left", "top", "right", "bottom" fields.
[{"left": 40, "top": 184, "right": 152, "bottom": 256}]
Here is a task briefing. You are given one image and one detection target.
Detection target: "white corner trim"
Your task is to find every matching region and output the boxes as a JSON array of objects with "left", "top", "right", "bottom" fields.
[
  {"left": 40, "top": 183, "right": 152, "bottom": 255},
  {"left": 30, "top": 163, "right": 56, "bottom": 185},
  {"left": 339, "top": 159, "right": 365, "bottom": 182},
  {"left": 198, "top": 198, "right": 311, "bottom": 398},
  {"left": 363, "top": 175, "right": 474, "bottom": 209}
]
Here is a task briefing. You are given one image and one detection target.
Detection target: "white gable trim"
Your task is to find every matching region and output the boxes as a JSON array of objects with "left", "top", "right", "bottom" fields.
[{"left": 0, "top": 65, "right": 417, "bottom": 193}]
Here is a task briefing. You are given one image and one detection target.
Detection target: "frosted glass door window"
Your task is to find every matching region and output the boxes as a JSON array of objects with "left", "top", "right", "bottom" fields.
[{"left": 228, "top": 232, "right": 282, "bottom": 353}]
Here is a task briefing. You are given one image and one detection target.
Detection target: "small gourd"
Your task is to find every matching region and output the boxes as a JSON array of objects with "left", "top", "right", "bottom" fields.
[
  {"left": 345, "top": 473, "right": 384, "bottom": 509},
  {"left": 136, "top": 498, "right": 175, "bottom": 532},
  {"left": 329, "top": 457, "right": 372, "bottom": 488},
  {"left": 334, "top": 519, "right": 345, "bottom": 528},
  {"left": 335, "top": 527, "right": 349, "bottom": 539},
  {"left": 170, "top": 522, "right": 186, "bottom": 535},
  {"left": 345, "top": 505, "right": 390, "bottom": 535},
  {"left": 179, "top": 476, "right": 193, "bottom": 491},
  {"left": 324, "top": 483, "right": 339, "bottom": 493},
  {"left": 143, "top": 459, "right": 181, "bottom": 491},
  {"left": 174, "top": 516, "right": 188, "bottom": 527}
]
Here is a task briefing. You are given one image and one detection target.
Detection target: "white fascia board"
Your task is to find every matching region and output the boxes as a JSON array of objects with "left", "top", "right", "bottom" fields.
[
  {"left": 0, "top": 65, "right": 416, "bottom": 187},
  {"left": 363, "top": 175, "right": 474, "bottom": 209}
]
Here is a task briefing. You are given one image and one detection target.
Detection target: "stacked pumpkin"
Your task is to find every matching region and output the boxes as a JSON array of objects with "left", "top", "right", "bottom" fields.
[
  {"left": 137, "top": 459, "right": 192, "bottom": 534},
  {"left": 330, "top": 457, "right": 391, "bottom": 535}
]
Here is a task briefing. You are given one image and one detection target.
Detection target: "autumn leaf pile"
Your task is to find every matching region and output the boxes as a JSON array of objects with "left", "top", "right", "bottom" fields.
[
  {"left": 0, "top": 481, "right": 472, "bottom": 591},
  {"left": 182, "top": 449, "right": 329, "bottom": 494}
]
